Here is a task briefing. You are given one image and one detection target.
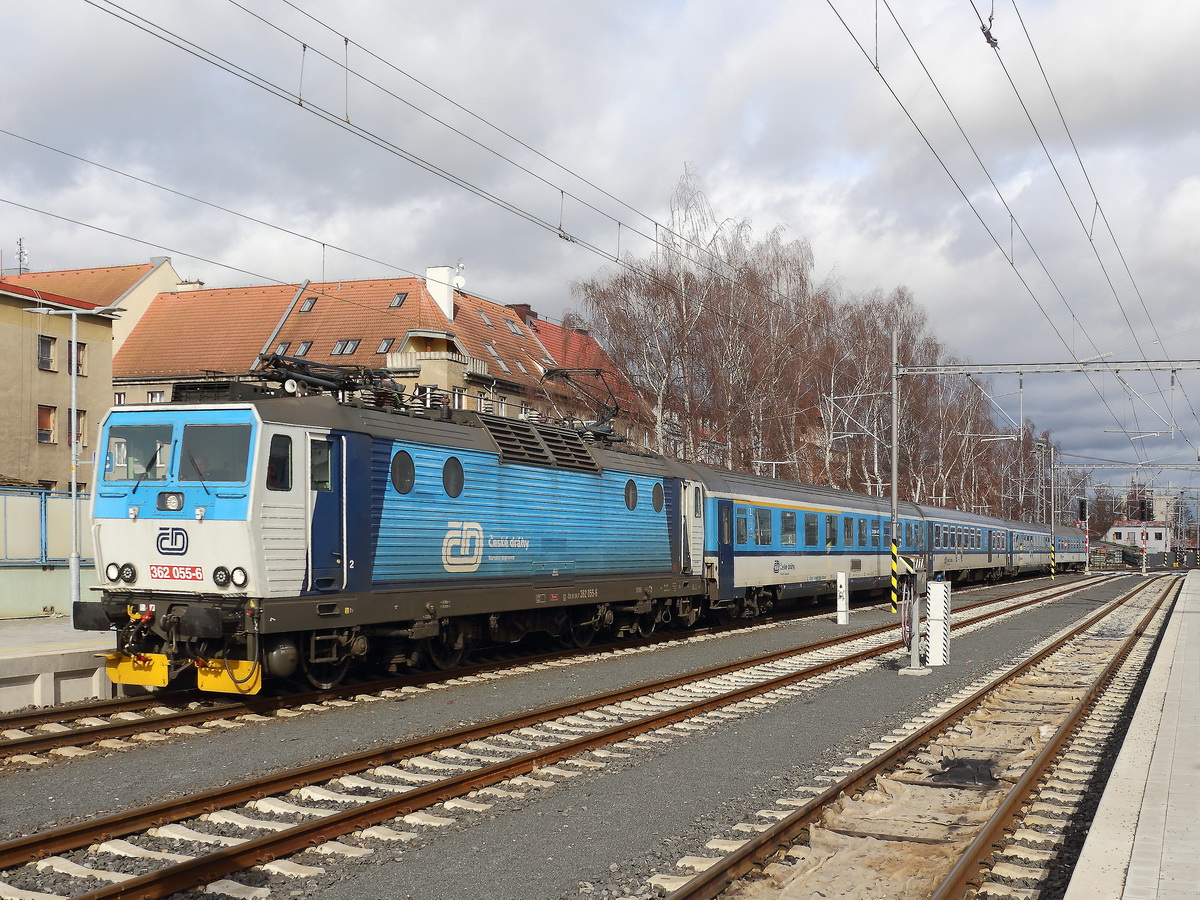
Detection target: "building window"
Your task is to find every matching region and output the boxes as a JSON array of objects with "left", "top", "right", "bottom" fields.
[
  {"left": 69, "top": 410, "right": 87, "bottom": 447},
  {"left": 478, "top": 310, "right": 494, "bottom": 327},
  {"left": 377, "top": 338, "right": 394, "bottom": 354},
  {"left": 147, "top": 391, "right": 165, "bottom": 403},
  {"left": 37, "top": 335, "right": 56, "bottom": 371},
  {"left": 113, "top": 392, "right": 126, "bottom": 405},
  {"left": 483, "top": 343, "right": 510, "bottom": 373},
  {"left": 276, "top": 342, "right": 291, "bottom": 355},
  {"left": 451, "top": 387, "right": 465, "bottom": 409},
  {"left": 514, "top": 358, "right": 528, "bottom": 375},
  {"left": 295, "top": 341, "right": 312, "bottom": 357},
  {"left": 505, "top": 319, "right": 524, "bottom": 336},
  {"left": 299, "top": 296, "right": 317, "bottom": 312},
  {"left": 37, "top": 405, "right": 56, "bottom": 443},
  {"left": 331, "top": 339, "right": 360, "bottom": 356},
  {"left": 390, "top": 292, "right": 407, "bottom": 308},
  {"left": 69, "top": 341, "right": 86, "bottom": 375}
]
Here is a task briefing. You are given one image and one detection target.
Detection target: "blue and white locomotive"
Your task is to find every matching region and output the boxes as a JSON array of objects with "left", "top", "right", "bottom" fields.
[{"left": 75, "top": 383, "right": 1085, "bottom": 694}]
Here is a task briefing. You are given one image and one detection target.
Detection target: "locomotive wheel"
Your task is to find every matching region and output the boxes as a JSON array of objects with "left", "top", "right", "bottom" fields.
[
  {"left": 634, "top": 613, "right": 657, "bottom": 638},
  {"left": 417, "top": 628, "right": 463, "bottom": 676},
  {"left": 300, "top": 653, "right": 350, "bottom": 690},
  {"left": 560, "top": 618, "right": 598, "bottom": 649}
]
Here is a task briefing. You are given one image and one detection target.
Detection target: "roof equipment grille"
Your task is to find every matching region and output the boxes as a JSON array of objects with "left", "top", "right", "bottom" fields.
[{"left": 478, "top": 414, "right": 600, "bottom": 473}]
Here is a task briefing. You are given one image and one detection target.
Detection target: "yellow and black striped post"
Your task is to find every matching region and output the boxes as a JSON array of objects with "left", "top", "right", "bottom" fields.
[
  {"left": 1050, "top": 540, "right": 1055, "bottom": 580},
  {"left": 890, "top": 540, "right": 899, "bottom": 613}
]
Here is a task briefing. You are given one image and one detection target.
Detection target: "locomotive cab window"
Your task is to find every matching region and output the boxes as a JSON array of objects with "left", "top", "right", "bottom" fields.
[
  {"left": 266, "top": 435, "right": 292, "bottom": 491},
  {"left": 310, "top": 439, "right": 333, "bottom": 491},
  {"left": 104, "top": 423, "right": 172, "bottom": 482},
  {"left": 181, "top": 424, "right": 251, "bottom": 483}
]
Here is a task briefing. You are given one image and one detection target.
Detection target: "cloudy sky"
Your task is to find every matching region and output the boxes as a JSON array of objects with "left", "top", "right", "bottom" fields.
[{"left": 4, "top": 0, "right": 1199, "bottom": 494}]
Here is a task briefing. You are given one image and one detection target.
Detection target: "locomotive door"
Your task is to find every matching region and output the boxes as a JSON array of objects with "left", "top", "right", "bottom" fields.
[
  {"left": 308, "top": 434, "right": 347, "bottom": 591},
  {"left": 682, "top": 481, "right": 706, "bottom": 575}
]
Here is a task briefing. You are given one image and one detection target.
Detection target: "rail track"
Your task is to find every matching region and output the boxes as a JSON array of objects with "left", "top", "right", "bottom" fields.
[
  {"left": 651, "top": 574, "right": 1176, "bottom": 900},
  {"left": 0, "top": 576, "right": 1101, "bottom": 766},
  {"left": 0, "top": 574, "right": 1118, "bottom": 899}
]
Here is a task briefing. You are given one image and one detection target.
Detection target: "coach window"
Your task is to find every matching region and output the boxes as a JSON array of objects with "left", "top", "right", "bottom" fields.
[
  {"left": 693, "top": 486, "right": 702, "bottom": 518},
  {"left": 736, "top": 509, "right": 749, "bottom": 545},
  {"left": 781, "top": 511, "right": 797, "bottom": 547},
  {"left": 652, "top": 482, "right": 664, "bottom": 513},
  {"left": 825, "top": 515, "right": 837, "bottom": 548},
  {"left": 443, "top": 457, "right": 464, "bottom": 498},
  {"left": 872, "top": 520, "right": 881, "bottom": 548},
  {"left": 856, "top": 518, "right": 866, "bottom": 547},
  {"left": 804, "top": 513, "right": 818, "bottom": 547},
  {"left": 755, "top": 509, "right": 772, "bottom": 546},
  {"left": 624, "top": 479, "right": 638, "bottom": 511},
  {"left": 266, "top": 435, "right": 292, "bottom": 491},
  {"left": 843, "top": 518, "right": 855, "bottom": 547},
  {"left": 720, "top": 506, "right": 732, "bottom": 544},
  {"left": 390, "top": 450, "right": 416, "bottom": 494}
]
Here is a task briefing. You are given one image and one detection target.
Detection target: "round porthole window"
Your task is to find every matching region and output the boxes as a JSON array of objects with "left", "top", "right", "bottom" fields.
[
  {"left": 390, "top": 450, "right": 415, "bottom": 494},
  {"left": 443, "top": 457, "right": 464, "bottom": 498},
  {"left": 624, "top": 479, "right": 638, "bottom": 511},
  {"left": 652, "top": 482, "right": 664, "bottom": 512}
]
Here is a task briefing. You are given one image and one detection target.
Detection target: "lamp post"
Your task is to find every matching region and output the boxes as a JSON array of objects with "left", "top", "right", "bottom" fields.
[{"left": 25, "top": 302, "right": 124, "bottom": 612}]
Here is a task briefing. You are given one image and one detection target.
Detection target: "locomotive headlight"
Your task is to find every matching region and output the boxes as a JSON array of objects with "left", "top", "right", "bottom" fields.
[
  {"left": 118, "top": 563, "right": 137, "bottom": 584},
  {"left": 105, "top": 562, "right": 121, "bottom": 582},
  {"left": 157, "top": 492, "right": 184, "bottom": 512},
  {"left": 230, "top": 567, "right": 248, "bottom": 588},
  {"left": 213, "top": 566, "right": 231, "bottom": 587}
]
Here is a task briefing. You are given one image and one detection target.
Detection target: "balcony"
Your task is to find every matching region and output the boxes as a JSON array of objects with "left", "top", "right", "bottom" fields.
[{"left": 386, "top": 351, "right": 488, "bottom": 377}]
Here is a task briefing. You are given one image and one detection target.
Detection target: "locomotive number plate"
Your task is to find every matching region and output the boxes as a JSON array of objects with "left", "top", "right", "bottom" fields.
[{"left": 149, "top": 564, "right": 204, "bottom": 581}]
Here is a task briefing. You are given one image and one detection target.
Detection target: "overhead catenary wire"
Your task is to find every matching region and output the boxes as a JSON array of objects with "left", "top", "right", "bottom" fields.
[
  {"left": 824, "top": 0, "right": 1144, "bottom": 459},
  {"left": 964, "top": 0, "right": 1191, "bottom": 453}
]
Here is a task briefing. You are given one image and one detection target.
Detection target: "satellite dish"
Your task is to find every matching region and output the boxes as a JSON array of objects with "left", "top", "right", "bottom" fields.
[{"left": 453, "top": 274, "right": 466, "bottom": 290}]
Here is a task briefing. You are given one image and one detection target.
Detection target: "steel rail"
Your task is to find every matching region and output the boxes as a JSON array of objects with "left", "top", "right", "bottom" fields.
[
  {"left": 664, "top": 575, "right": 1173, "bottom": 900},
  {"left": 930, "top": 578, "right": 1178, "bottom": 898},
  {"left": 0, "top": 575, "right": 1109, "bottom": 885},
  {"left": 1, "top": 575, "right": 1104, "bottom": 758}
]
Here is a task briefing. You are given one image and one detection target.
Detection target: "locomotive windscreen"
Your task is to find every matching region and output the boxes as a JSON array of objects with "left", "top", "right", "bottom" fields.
[{"left": 179, "top": 424, "right": 253, "bottom": 483}]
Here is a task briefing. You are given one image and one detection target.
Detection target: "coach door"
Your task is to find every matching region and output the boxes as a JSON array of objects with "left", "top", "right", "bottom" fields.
[
  {"left": 308, "top": 434, "right": 347, "bottom": 591},
  {"left": 716, "top": 499, "right": 736, "bottom": 601},
  {"left": 682, "top": 481, "right": 706, "bottom": 575}
]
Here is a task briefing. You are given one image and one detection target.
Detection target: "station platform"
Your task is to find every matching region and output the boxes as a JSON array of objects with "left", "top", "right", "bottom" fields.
[
  {"left": 1065, "top": 569, "right": 1200, "bottom": 900},
  {"left": 0, "top": 615, "right": 113, "bottom": 712}
]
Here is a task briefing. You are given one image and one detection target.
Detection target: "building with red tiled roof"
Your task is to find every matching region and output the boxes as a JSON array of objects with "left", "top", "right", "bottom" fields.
[
  {"left": 4, "top": 257, "right": 198, "bottom": 349},
  {"left": 1, "top": 281, "right": 118, "bottom": 490},
  {"left": 115, "top": 267, "right": 648, "bottom": 442}
]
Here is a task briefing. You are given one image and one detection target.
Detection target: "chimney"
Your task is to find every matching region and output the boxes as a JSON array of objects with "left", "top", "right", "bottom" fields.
[
  {"left": 425, "top": 265, "right": 455, "bottom": 321},
  {"left": 505, "top": 303, "right": 536, "bottom": 325}
]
